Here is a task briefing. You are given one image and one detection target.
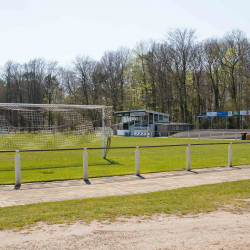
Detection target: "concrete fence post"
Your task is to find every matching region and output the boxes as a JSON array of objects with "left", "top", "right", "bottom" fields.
[
  {"left": 228, "top": 143, "right": 233, "bottom": 167},
  {"left": 83, "top": 148, "right": 88, "bottom": 181},
  {"left": 135, "top": 146, "right": 140, "bottom": 176},
  {"left": 15, "top": 150, "right": 21, "bottom": 186},
  {"left": 186, "top": 145, "right": 191, "bottom": 171}
]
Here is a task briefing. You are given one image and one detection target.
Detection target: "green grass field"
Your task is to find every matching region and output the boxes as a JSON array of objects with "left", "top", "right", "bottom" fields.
[
  {"left": 1, "top": 137, "right": 250, "bottom": 184},
  {"left": 0, "top": 179, "right": 250, "bottom": 230}
]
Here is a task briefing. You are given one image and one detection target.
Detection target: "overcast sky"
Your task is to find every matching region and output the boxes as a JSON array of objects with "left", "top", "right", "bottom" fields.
[{"left": 0, "top": 0, "right": 249, "bottom": 67}]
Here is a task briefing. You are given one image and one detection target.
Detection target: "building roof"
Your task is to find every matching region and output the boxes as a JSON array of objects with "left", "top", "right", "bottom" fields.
[
  {"left": 156, "top": 122, "right": 195, "bottom": 126},
  {"left": 114, "top": 110, "right": 169, "bottom": 116}
]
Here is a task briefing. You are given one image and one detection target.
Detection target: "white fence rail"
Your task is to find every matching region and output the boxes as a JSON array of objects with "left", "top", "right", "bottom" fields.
[{"left": 8, "top": 141, "right": 249, "bottom": 187}]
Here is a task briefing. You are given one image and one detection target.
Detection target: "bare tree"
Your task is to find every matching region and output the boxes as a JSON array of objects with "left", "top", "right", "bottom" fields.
[
  {"left": 166, "top": 28, "right": 197, "bottom": 122},
  {"left": 220, "top": 29, "right": 250, "bottom": 110},
  {"left": 98, "top": 47, "right": 130, "bottom": 110},
  {"left": 203, "top": 39, "right": 223, "bottom": 112},
  {"left": 23, "top": 58, "right": 46, "bottom": 104},
  {"left": 72, "top": 56, "right": 96, "bottom": 105},
  {"left": 190, "top": 42, "right": 205, "bottom": 113}
]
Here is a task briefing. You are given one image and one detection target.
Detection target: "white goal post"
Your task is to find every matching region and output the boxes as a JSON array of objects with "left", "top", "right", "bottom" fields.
[{"left": 0, "top": 103, "right": 113, "bottom": 158}]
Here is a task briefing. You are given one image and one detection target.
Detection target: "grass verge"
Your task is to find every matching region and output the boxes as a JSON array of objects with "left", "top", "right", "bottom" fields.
[{"left": 0, "top": 179, "right": 250, "bottom": 230}]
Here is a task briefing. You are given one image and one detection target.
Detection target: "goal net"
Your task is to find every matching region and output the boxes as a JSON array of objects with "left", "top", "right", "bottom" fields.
[{"left": 0, "top": 103, "right": 113, "bottom": 157}]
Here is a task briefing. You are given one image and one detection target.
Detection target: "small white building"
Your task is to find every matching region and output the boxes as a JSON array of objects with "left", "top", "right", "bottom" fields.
[{"left": 113, "top": 110, "right": 170, "bottom": 137}]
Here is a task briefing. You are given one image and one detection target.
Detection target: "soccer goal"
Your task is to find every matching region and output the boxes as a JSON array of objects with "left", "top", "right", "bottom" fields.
[{"left": 0, "top": 103, "right": 113, "bottom": 158}]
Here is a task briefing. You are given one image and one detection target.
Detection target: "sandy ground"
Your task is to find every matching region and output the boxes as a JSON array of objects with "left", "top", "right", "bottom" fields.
[{"left": 1, "top": 210, "right": 250, "bottom": 250}]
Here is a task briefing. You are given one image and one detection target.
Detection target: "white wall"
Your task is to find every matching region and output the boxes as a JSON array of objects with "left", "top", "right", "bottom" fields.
[{"left": 117, "top": 130, "right": 130, "bottom": 136}]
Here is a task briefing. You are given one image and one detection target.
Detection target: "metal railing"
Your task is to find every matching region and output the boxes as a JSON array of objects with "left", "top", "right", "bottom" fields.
[
  {"left": 168, "top": 131, "right": 245, "bottom": 140},
  {"left": 3, "top": 141, "right": 250, "bottom": 187}
]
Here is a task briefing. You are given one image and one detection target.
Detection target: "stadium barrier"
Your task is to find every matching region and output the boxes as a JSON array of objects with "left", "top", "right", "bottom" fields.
[
  {"left": 2, "top": 141, "right": 248, "bottom": 187},
  {"left": 169, "top": 131, "right": 245, "bottom": 140}
]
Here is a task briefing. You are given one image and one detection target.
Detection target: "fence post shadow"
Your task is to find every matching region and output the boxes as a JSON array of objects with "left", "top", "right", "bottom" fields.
[
  {"left": 189, "top": 170, "right": 198, "bottom": 174},
  {"left": 84, "top": 180, "right": 91, "bottom": 185},
  {"left": 137, "top": 174, "right": 145, "bottom": 179},
  {"left": 14, "top": 184, "right": 21, "bottom": 190}
]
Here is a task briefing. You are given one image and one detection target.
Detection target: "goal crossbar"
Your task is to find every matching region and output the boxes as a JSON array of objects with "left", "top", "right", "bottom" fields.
[{"left": 0, "top": 103, "right": 112, "bottom": 109}]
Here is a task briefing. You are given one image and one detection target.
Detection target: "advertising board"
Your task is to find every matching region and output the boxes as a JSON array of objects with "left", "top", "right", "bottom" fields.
[
  {"left": 232, "top": 111, "right": 240, "bottom": 116},
  {"left": 197, "top": 112, "right": 207, "bottom": 117},
  {"left": 130, "top": 112, "right": 146, "bottom": 116},
  {"left": 217, "top": 111, "right": 228, "bottom": 117},
  {"left": 240, "top": 111, "right": 250, "bottom": 116},
  {"left": 206, "top": 112, "right": 217, "bottom": 117}
]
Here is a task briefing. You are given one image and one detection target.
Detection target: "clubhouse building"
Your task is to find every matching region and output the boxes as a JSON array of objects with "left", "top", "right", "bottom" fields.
[{"left": 113, "top": 110, "right": 194, "bottom": 137}]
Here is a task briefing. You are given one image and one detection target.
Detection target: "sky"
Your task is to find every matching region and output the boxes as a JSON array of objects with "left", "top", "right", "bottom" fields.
[{"left": 0, "top": 0, "right": 249, "bottom": 67}]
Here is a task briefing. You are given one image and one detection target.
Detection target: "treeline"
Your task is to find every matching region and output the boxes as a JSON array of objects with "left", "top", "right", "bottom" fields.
[{"left": 1, "top": 28, "right": 250, "bottom": 128}]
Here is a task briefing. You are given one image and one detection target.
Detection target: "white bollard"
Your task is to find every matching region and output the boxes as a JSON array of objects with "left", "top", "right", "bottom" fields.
[
  {"left": 199, "top": 132, "right": 200, "bottom": 139},
  {"left": 15, "top": 150, "right": 21, "bottom": 186},
  {"left": 228, "top": 143, "right": 233, "bottom": 167},
  {"left": 83, "top": 148, "right": 88, "bottom": 181},
  {"left": 186, "top": 145, "right": 191, "bottom": 171},
  {"left": 135, "top": 146, "right": 140, "bottom": 176}
]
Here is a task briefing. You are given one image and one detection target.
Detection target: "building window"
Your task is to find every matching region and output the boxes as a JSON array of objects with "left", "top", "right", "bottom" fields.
[
  {"left": 149, "top": 113, "right": 153, "bottom": 124},
  {"left": 159, "top": 115, "right": 163, "bottom": 121},
  {"left": 154, "top": 114, "right": 158, "bottom": 122},
  {"left": 180, "top": 126, "right": 183, "bottom": 130},
  {"left": 176, "top": 126, "right": 179, "bottom": 130},
  {"left": 172, "top": 126, "right": 175, "bottom": 130}
]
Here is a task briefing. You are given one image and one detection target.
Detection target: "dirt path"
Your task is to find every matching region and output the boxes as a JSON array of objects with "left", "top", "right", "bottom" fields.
[{"left": 1, "top": 210, "right": 250, "bottom": 250}]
